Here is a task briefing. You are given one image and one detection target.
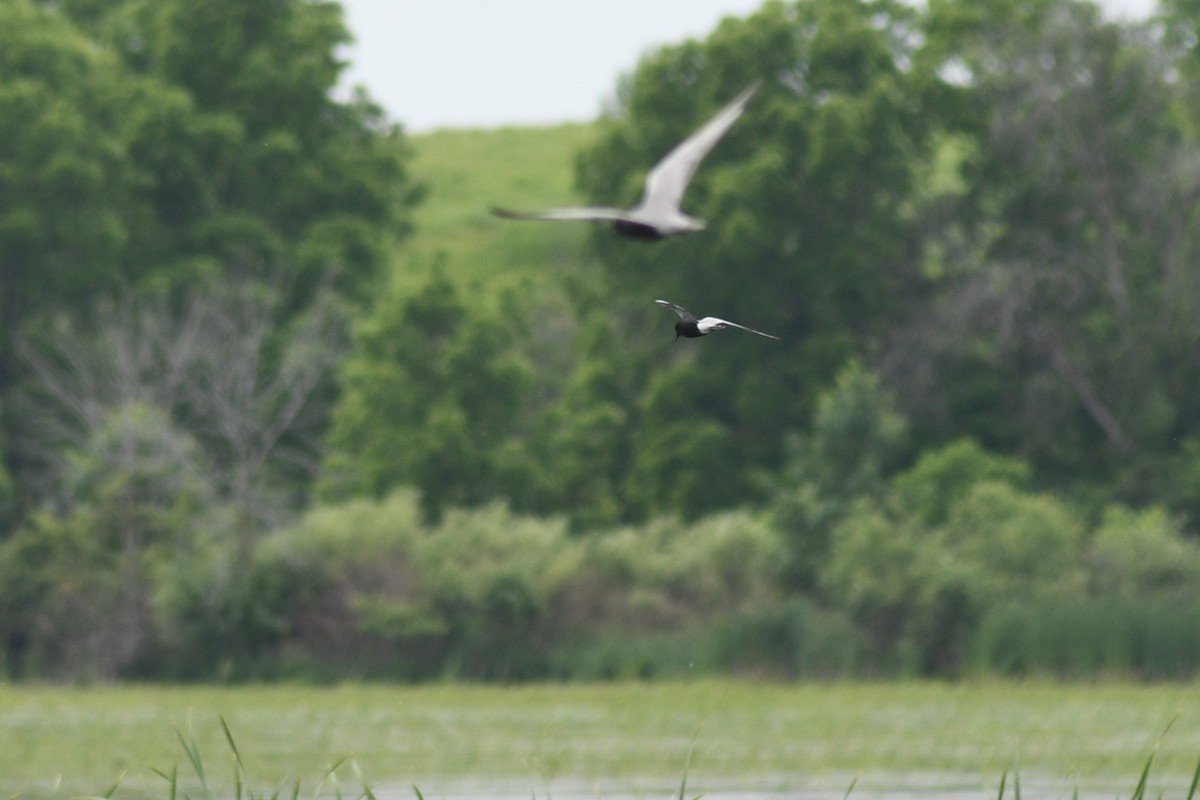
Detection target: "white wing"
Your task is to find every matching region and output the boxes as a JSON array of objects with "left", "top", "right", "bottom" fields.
[
  {"left": 491, "top": 206, "right": 637, "bottom": 223},
  {"left": 697, "top": 316, "right": 780, "bottom": 340},
  {"left": 637, "top": 81, "right": 761, "bottom": 216},
  {"left": 654, "top": 299, "right": 696, "bottom": 321}
]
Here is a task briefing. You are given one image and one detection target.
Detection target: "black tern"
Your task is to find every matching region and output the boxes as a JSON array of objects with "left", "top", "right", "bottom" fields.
[
  {"left": 491, "top": 82, "right": 761, "bottom": 240},
  {"left": 655, "top": 299, "right": 779, "bottom": 341}
]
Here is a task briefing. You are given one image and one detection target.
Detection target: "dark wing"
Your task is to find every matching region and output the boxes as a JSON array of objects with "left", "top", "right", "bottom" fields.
[
  {"left": 655, "top": 299, "right": 698, "bottom": 323},
  {"left": 490, "top": 206, "right": 635, "bottom": 223},
  {"left": 696, "top": 316, "right": 780, "bottom": 340},
  {"left": 637, "top": 81, "right": 761, "bottom": 215}
]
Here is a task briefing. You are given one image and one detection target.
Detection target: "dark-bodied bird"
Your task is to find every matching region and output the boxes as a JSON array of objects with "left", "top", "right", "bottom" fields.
[
  {"left": 655, "top": 299, "right": 779, "bottom": 341},
  {"left": 491, "top": 82, "right": 761, "bottom": 240}
]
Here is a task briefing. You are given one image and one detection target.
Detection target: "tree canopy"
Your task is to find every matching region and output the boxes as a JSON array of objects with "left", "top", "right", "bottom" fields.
[{"left": 6, "top": 0, "right": 1200, "bottom": 681}]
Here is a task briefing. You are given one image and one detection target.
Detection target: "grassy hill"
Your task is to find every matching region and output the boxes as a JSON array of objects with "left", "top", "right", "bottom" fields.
[{"left": 394, "top": 123, "right": 602, "bottom": 294}]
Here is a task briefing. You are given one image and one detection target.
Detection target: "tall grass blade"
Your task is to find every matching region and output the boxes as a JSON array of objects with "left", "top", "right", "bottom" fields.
[
  {"left": 1129, "top": 717, "right": 1180, "bottom": 800},
  {"left": 176, "top": 726, "right": 207, "bottom": 792},
  {"left": 677, "top": 724, "right": 705, "bottom": 800},
  {"left": 1185, "top": 755, "right": 1200, "bottom": 800},
  {"left": 220, "top": 715, "right": 245, "bottom": 769},
  {"left": 74, "top": 773, "right": 124, "bottom": 800},
  {"left": 1161, "top": 716, "right": 1179, "bottom": 739},
  {"left": 842, "top": 776, "right": 858, "bottom": 800},
  {"left": 1013, "top": 768, "right": 1021, "bottom": 800},
  {"left": 351, "top": 759, "right": 377, "bottom": 800},
  {"left": 676, "top": 747, "right": 690, "bottom": 800},
  {"left": 995, "top": 769, "right": 1007, "bottom": 800},
  {"left": 102, "top": 772, "right": 124, "bottom": 799},
  {"left": 152, "top": 763, "right": 178, "bottom": 800},
  {"left": 1131, "top": 750, "right": 1155, "bottom": 800},
  {"left": 413, "top": 784, "right": 426, "bottom": 800},
  {"left": 321, "top": 756, "right": 350, "bottom": 800}
]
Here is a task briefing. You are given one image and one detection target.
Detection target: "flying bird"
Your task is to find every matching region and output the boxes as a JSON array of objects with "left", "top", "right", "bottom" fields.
[
  {"left": 655, "top": 299, "right": 779, "bottom": 341},
  {"left": 491, "top": 82, "right": 761, "bottom": 240}
]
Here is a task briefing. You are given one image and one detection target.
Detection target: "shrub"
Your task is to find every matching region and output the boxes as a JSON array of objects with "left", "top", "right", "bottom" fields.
[
  {"left": 821, "top": 477, "right": 1087, "bottom": 676},
  {"left": 565, "top": 510, "right": 786, "bottom": 632},
  {"left": 1087, "top": 506, "right": 1200, "bottom": 600},
  {"left": 199, "top": 491, "right": 585, "bottom": 680}
]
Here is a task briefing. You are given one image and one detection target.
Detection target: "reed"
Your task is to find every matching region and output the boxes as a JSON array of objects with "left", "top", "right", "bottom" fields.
[{"left": 970, "top": 599, "right": 1200, "bottom": 679}]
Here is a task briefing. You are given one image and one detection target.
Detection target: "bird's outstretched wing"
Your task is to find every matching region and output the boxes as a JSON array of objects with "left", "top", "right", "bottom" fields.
[
  {"left": 697, "top": 316, "right": 780, "bottom": 340},
  {"left": 654, "top": 299, "right": 698, "bottom": 323},
  {"left": 490, "top": 206, "right": 633, "bottom": 223},
  {"left": 638, "top": 81, "right": 761, "bottom": 216}
]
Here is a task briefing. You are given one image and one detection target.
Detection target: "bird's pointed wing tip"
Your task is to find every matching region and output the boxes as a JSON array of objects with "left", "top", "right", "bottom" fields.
[
  {"left": 723, "top": 318, "right": 781, "bottom": 340},
  {"left": 655, "top": 299, "right": 691, "bottom": 319}
]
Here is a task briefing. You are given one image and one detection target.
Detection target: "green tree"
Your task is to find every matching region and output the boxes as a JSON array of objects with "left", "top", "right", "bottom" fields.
[
  {"left": 773, "top": 361, "right": 910, "bottom": 590},
  {"left": 3, "top": 0, "right": 420, "bottom": 532},
  {"left": 59, "top": 0, "right": 420, "bottom": 306},
  {"left": 0, "top": 0, "right": 142, "bottom": 388},
  {"left": 624, "top": 363, "right": 753, "bottom": 519},
  {"left": 570, "top": 0, "right": 943, "bottom": 517},
  {"left": 889, "top": 438, "right": 1030, "bottom": 527},
  {"left": 520, "top": 342, "right": 637, "bottom": 529},
  {"left": 903, "top": 0, "right": 1200, "bottom": 505},
  {"left": 320, "top": 272, "right": 533, "bottom": 521}
]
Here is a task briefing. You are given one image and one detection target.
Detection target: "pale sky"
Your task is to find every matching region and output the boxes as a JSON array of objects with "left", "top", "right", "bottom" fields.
[{"left": 337, "top": 0, "right": 1160, "bottom": 133}]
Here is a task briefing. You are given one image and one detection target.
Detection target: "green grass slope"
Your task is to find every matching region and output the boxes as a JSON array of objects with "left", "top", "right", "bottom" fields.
[{"left": 394, "top": 123, "right": 602, "bottom": 294}]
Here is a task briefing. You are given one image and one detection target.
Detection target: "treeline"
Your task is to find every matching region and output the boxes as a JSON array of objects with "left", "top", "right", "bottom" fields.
[
  {"left": 3, "top": 0, "right": 1200, "bottom": 681},
  {"left": 10, "top": 371, "right": 1200, "bottom": 681}
]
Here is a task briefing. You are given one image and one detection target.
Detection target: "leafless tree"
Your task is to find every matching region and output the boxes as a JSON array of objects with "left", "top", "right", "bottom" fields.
[
  {"left": 17, "top": 275, "right": 350, "bottom": 541},
  {"left": 181, "top": 280, "right": 350, "bottom": 550},
  {"left": 12, "top": 276, "right": 349, "bottom": 675}
]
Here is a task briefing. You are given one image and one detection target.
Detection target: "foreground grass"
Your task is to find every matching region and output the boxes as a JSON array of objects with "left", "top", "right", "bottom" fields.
[{"left": 2, "top": 681, "right": 1200, "bottom": 798}]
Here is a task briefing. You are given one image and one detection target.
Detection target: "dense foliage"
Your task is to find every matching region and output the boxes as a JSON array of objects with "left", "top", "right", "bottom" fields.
[{"left": 4, "top": 0, "right": 1200, "bottom": 681}]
